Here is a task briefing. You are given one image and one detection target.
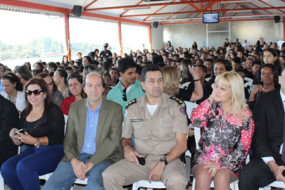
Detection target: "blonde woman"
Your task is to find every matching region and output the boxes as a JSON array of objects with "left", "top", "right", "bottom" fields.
[
  {"left": 190, "top": 71, "right": 255, "bottom": 190},
  {"left": 162, "top": 66, "right": 203, "bottom": 101}
]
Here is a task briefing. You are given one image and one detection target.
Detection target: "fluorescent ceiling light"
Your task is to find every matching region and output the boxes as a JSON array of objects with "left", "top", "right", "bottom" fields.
[
  {"left": 228, "top": 10, "right": 253, "bottom": 13},
  {"left": 123, "top": 6, "right": 151, "bottom": 11},
  {"left": 220, "top": 0, "right": 252, "bottom": 3}
]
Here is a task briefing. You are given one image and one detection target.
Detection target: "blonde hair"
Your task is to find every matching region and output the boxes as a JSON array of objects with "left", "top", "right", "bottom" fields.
[
  {"left": 215, "top": 71, "right": 247, "bottom": 116},
  {"left": 161, "top": 66, "right": 180, "bottom": 96}
]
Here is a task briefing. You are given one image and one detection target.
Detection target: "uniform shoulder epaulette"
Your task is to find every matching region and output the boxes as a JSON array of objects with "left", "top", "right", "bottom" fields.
[
  {"left": 170, "top": 96, "right": 183, "bottom": 105},
  {"left": 126, "top": 99, "right": 137, "bottom": 109}
]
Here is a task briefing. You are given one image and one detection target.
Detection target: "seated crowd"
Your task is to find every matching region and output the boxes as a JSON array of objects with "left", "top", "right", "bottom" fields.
[{"left": 0, "top": 38, "right": 285, "bottom": 190}]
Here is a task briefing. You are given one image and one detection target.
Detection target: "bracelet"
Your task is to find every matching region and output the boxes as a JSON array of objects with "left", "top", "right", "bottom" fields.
[
  {"left": 34, "top": 138, "right": 40, "bottom": 148},
  {"left": 193, "top": 79, "right": 200, "bottom": 82}
]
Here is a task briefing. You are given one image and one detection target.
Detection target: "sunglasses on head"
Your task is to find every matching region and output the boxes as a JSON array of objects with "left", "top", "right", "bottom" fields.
[
  {"left": 26, "top": 90, "right": 44, "bottom": 96},
  {"left": 122, "top": 88, "right": 127, "bottom": 101}
]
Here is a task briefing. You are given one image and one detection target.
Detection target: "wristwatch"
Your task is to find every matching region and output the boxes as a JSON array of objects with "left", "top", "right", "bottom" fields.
[
  {"left": 34, "top": 138, "right": 40, "bottom": 148},
  {"left": 160, "top": 156, "right": 168, "bottom": 166}
]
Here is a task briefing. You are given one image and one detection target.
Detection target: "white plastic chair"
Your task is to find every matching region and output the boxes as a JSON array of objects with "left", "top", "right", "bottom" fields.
[
  {"left": 244, "top": 77, "right": 253, "bottom": 84},
  {"left": 39, "top": 173, "right": 52, "bottom": 181},
  {"left": 132, "top": 180, "right": 166, "bottom": 190},
  {"left": 184, "top": 101, "right": 198, "bottom": 120},
  {"left": 179, "top": 82, "right": 191, "bottom": 89},
  {"left": 205, "top": 77, "right": 211, "bottom": 82},
  {"left": 0, "top": 173, "right": 4, "bottom": 190},
  {"left": 71, "top": 178, "right": 88, "bottom": 190},
  {"left": 64, "top": 115, "right": 68, "bottom": 134},
  {"left": 192, "top": 177, "right": 238, "bottom": 190},
  {"left": 259, "top": 181, "right": 285, "bottom": 190}
]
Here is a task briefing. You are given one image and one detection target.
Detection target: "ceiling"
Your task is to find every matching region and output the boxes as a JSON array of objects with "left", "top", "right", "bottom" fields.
[{"left": 1, "top": 0, "right": 285, "bottom": 25}]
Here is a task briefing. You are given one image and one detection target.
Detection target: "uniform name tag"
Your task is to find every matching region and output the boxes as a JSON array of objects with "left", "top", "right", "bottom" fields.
[{"left": 131, "top": 119, "right": 143, "bottom": 122}]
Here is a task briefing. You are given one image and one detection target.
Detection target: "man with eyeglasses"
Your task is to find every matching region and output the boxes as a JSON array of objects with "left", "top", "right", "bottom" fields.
[
  {"left": 0, "top": 63, "right": 5, "bottom": 92},
  {"left": 103, "top": 64, "right": 188, "bottom": 190},
  {"left": 43, "top": 72, "right": 123, "bottom": 190},
  {"left": 107, "top": 58, "right": 144, "bottom": 114}
]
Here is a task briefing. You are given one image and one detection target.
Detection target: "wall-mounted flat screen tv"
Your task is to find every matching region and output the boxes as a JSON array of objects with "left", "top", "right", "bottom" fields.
[{"left": 203, "top": 13, "right": 219, "bottom": 23}]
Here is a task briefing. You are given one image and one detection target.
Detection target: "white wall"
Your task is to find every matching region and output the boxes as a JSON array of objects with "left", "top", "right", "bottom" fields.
[{"left": 156, "top": 20, "right": 284, "bottom": 49}]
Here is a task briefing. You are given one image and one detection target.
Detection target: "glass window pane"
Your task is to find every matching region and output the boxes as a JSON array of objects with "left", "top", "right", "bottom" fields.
[
  {"left": 122, "top": 23, "right": 150, "bottom": 54},
  {"left": 69, "top": 17, "right": 119, "bottom": 60},
  {"left": 0, "top": 10, "right": 65, "bottom": 70}
]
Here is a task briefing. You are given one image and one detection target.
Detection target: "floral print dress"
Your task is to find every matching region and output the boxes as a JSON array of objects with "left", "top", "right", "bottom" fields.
[{"left": 190, "top": 99, "right": 255, "bottom": 176}]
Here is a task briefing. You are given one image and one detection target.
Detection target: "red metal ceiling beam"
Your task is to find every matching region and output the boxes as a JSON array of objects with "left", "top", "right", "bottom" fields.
[
  {"left": 165, "top": 4, "right": 191, "bottom": 20},
  {"left": 159, "top": 0, "right": 188, "bottom": 23},
  {"left": 144, "top": 0, "right": 175, "bottom": 21},
  {"left": 121, "top": 0, "right": 144, "bottom": 17},
  {"left": 257, "top": 0, "right": 285, "bottom": 14},
  {"left": 249, "top": 2, "right": 271, "bottom": 14},
  {"left": 203, "top": 1, "right": 217, "bottom": 11},
  {"left": 84, "top": 0, "right": 99, "bottom": 10},
  {"left": 0, "top": 0, "right": 149, "bottom": 26},
  {"left": 163, "top": 1, "right": 216, "bottom": 23},
  {"left": 0, "top": 0, "right": 68, "bottom": 13},
  {"left": 160, "top": 18, "right": 274, "bottom": 25},
  {"left": 221, "top": 3, "right": 240, "bottom": 21},
  {"left": 81, "top": 11, "right": 150, "bottom": 26},
  {"left": 147, "top": 13, "right": 285, "bottom": 22},
  {"left": 190, "top": 3, "right": 201, "bottom": 11},
  {"left": 86, "top": 0, "right": 245, "bottom": 11},
  {"left": 122, "top": 7, "right": 285, "bottom": 17},
  {"left": 221, "top": 3, "right": 231, "bottom": 10}
]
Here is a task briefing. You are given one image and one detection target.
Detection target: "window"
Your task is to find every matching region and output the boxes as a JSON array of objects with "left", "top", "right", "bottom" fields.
[
  {"left": 0, "top": 10, "right": 65, "bottom": 70},
  {"left": 69, "top": 17, "right": 119, "bottom": 59},
  {"left": 122, "top": 23, "right": 150, "bottom": 54}
]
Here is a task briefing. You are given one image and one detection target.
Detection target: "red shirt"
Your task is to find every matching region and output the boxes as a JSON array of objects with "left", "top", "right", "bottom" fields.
[{"left": 61, "top": 95, "right": 75, "bottom": 115}]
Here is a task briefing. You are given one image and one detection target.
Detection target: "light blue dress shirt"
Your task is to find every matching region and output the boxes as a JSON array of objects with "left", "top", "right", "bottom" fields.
[
  {"left": 81, "top": 100, "right": 102, "bottom": 155},
  {"left": 0, "top": 79, "right": 3, "bottom": 92}
]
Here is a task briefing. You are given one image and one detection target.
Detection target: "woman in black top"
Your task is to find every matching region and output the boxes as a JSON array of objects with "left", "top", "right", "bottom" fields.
[
  {"left": 248, "top": 64, "right": 279, "bottom": 112},
  {"left": 1, "top": 77, "right": 64, "bottom": 190}
]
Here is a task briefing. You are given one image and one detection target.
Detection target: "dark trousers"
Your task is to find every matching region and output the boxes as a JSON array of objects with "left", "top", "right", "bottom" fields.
[
  {"left": 239, "top": 158, "right": 276, "bottom": 190},
  {"left": 1, "top": 144, "right": 64, "bottom": 190}
]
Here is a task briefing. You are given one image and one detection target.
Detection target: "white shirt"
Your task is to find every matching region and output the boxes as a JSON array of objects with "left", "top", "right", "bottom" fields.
[
  {"left": 0, "top": 91, "right": 25, "bottom": 112},
  {"left": 146, "top": 104, "right": 158, "bottom": 116}
]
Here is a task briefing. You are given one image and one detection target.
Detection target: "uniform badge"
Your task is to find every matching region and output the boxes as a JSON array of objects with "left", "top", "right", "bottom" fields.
[
  {"left": 126, "top": 99, "right": 137, "bottom": 109},
  {"left": 131, "top": 119, "right": 143, "bottom": 122},
  {"left": 179, "top": 105, "right": 186, "bottom": 115},
  {"left": 170, "top": 96, "right": 183, "bottom": 105}
]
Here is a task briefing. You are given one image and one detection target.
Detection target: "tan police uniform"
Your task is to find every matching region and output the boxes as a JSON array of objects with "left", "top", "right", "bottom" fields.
[{"left": 103, "top": 93, "right": 188, "bottom": 190}]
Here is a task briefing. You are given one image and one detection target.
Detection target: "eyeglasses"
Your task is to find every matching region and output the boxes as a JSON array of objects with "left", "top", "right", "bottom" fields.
[
  {"left": 47, "top": 82, "right": 53, "bottom": 86},
  {"left": 122, "top": 88, "right": 127, "bottom": 101},
  {"left": 26, "top": 89, "right": 44, "bottom": 96}
]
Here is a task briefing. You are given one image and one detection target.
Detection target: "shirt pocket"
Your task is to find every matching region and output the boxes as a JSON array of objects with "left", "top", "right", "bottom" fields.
[
  {"left": 132, "top": 121, "right": 149, "bottom": 140},
  {"left": 158, "top": 117, "right": 175, "bottom": 140}
]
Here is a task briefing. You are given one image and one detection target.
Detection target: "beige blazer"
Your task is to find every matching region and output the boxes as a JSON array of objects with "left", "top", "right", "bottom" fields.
[{"left": 62, "top": 98, "right": 123, "bottom": 166}]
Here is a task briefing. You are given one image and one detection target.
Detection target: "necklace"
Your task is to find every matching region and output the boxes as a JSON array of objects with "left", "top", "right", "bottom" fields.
[
  {"left": 8, "top": 96, "right": 16, "bottom": 103},
  {"left": 262, "top": 88, "right": 269, "bottom": 92}
]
